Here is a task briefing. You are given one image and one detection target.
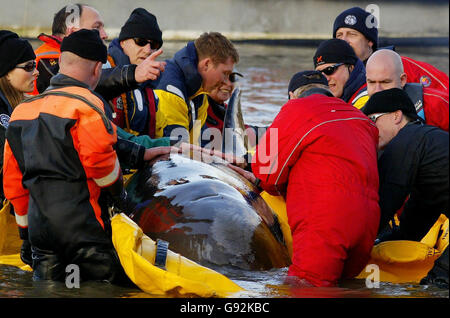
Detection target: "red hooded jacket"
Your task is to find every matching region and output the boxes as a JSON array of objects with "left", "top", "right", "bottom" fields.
[{"left": 252, "top": 93, "right": 380, "bottom": 286}]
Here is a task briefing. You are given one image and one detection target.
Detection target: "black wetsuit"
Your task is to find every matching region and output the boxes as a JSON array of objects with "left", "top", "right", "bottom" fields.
[{"left": 377, "top": 120, "right": 449, "bottom": 241}]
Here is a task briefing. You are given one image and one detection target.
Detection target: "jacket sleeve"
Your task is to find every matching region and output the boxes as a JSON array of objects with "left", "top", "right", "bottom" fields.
[
  {"left": 95, "top": 65, "right": 138, "bottom": 101},
  {"left": 75, "top": 108, "right": 120, "bottom": 188},
  {"left": 3, "top": 139, "right": 30, "bottom": 239}
]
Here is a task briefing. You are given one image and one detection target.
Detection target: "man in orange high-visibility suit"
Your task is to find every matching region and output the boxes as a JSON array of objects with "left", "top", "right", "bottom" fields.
[{"left": 3, "top": 29, "right": 133, "bottom": 284}]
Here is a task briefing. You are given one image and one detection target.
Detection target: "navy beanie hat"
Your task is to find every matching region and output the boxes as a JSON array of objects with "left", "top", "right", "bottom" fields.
[
  {"left": 313, "top": 39, "right": 358, "bottom": 68},
  {"left": 0, "top": 30, "right": 36, "bottom": 77},
  {"left": 363, "top": 88, "right": 422, "bottom": 122},
  {"left": 288, "top": 70, "right": 328, "bottom": 95},
  {"left": 118, "top": 8, "right": 163, "bottom": 49},
  {"left": 61, "top": 29, "right": 107, "bottom": 64},
  {"left": 333, "top": 7, "right": 378, "bottom": 50}
]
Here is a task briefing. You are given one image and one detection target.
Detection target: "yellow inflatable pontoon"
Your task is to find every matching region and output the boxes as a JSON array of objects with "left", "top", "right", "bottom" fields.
[
  {"left": 0, "top": 200, "right": 32, "bottom": 271},
  {"left": 261, "top": 192, "right": 449, "bottom": 284}
]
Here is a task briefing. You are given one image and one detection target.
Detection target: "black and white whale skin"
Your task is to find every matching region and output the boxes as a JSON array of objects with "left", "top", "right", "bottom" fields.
[{"left": 126, "top": 153, "right": 291, "bottom": 270}]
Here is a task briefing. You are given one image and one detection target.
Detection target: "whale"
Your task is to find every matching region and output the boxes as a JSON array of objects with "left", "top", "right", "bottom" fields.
[{"left": 125, "top": 87, "right": 291, "bottom": 270}]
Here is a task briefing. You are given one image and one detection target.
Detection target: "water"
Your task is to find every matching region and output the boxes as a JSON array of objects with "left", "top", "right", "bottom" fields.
[{"left": 1, "top": 42, "right": 448, "bottom": 299}]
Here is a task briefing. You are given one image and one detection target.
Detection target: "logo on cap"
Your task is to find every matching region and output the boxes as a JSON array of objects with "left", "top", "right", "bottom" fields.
[
  {"left": 316, "top": 56, "right": 323, "bottom": 64},
  {"left": 344, "top": 15, "right": 357, "bottom": 25},
  {"left": 420, "top": 75, "right": 431, "bottom": 88}
]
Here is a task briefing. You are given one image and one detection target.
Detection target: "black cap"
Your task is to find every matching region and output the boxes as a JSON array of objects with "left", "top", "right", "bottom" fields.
[
  {"left": 333, "top": 7, "right": 378, "bottom": 50},
  {"left": 0, "top": 30, "right": 36, "bottom": 77},
  {"left": 313, "top": 38, "right": 358, "bottom": 67},
  {"left": 118, "top": 8, "right": 163, "bottom": 49},
  {"left": 61, "top": 29, "right": 107, "bottom": 64},
  {"left": 363, "top": 88, "right": 422, "bottom": 121},
  {"left": 288, "top": 70, "right": 328, "bottom": 95}
]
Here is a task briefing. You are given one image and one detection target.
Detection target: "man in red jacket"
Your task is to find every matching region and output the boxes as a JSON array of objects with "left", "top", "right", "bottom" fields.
[
  {"left": 230, "top": 71, "right": 380, "bottom": 287},
  {"left": 366, "top": 49, "right": 448, "bottom": 131},
  {"left": 333, "top": 6, "right": 449, "bottom": 93}
]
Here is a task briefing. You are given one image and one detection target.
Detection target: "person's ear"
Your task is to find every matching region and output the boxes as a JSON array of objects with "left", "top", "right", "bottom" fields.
[
  {"left": 199, "top": 57, "right": 212, "bottom": 72},
  {"left": 288, "top": 91, "right": 295, "bottom": 100},
  {"left": 94, "top": 61, "right": 102, "bottom": 77},
  {"left": 393, "top": 110, "right": 403, "bottom": 124},
  {"left": 400, "top": 72, "right": 407, "bottom": 88},
  {"left": 65, "top": 26, "right": 76, "bottom": 36}
]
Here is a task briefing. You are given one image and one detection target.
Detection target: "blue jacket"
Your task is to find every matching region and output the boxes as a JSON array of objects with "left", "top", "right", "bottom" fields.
[
  {"left": 342, "top": 59, "right": 367, "bottom": 104},
  {"left": 154, "top": 42, "right": 209, "bottom": 142},
  {"left": 106, "top": 39, "right": 166, "bottom": 138}
]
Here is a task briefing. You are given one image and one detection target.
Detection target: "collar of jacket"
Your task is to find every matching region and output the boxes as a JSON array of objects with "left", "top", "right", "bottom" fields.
[
  {"left": 173, "top": 41, "right": 203, "bottom": 99},
  {"left": 48, "top": 73, "right": 92, "bottom": 91},
  {"left": 298, "top": 87, "right": 334, "bottom": 99},
  {"left": 37, "top": 33, "right": 62, "bottom": 48},
  {"left": 108, "top": 38, "right": 131, "bottom": 66},
  {"left": 341, "top": 59, "right": 366, "bottom": 103},
  {"left": 47, "top": 73, "right": 113, "bottom": 119}
]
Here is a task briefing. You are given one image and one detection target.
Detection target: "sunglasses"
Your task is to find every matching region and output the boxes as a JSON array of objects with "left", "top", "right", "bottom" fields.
[
  {"left": 229, "top": 72, "right": 243, "bottom": 83},
  {"left": 15, "top": 61, "right": 37, "bottom": 72},
  {"left": 369, "top": 112, "right": 389, "bottom": 123},
  {"left": 133, "top": 38, "right": 159, "bottom": 50},
  {"left": 319, "top": 63, "right": 344, "bottom": 76}
]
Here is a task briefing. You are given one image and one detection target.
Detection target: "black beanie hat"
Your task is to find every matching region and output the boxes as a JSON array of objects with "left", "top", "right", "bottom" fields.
[
  {"left": 288, "top": 70, "right": 328, "bottom": 95},
  {"left": 313, "top": 38, "right": 358, "bottom": 68},
  {"left": 363, "top": 88, "right": 422, "bottom": 121},
  {"left": 333, "top": 7, "right": 378, "bottom": 50},
  {"left": 0, "top": 30, "right": 36, "bottom": 77},
  {"left": 61, "top": 29, "right": 107, "bottom": 64},
  {"left": 118, "top": 8, "right": 163, "bottom": 49}
]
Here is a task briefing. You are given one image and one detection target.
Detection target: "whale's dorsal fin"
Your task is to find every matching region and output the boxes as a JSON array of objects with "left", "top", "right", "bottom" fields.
[{"left": 221, "top": 86, "right": 248, "bottom": 157}]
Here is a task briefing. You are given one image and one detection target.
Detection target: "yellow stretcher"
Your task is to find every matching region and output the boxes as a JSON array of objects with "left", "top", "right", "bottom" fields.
[{"left": 1, "top": 191, "right": 448, "bottom": 291}]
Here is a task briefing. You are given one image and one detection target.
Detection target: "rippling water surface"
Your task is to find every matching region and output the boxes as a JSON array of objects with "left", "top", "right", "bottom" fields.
[{"left": 0, "top": 42, "right": 448, "bottom": 299}]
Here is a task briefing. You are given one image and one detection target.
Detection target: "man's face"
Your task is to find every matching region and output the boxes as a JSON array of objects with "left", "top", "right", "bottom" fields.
[
  {"left": 366, "top": 61, "right": 403, "bottom": 96},
  {"left": 201, "top": 57, "right": 235, "bottom": 93},
  {"left": 335, "top": 27, "right": 373, "bottom": 61},
  {"left": 209, "top": 78, "right": 235, "bottom": 103},
  {"left": 369, "top": 112, "right": 398, "bottom": 150},
  {"left": 315, "top": 63, "right": 350, "bottom": 98},
  {"left": 78, "top": 6, "right": 108, "bottom": 41},
  {"left": 121, "top": 38, "right": 156, "bottom": 65}
]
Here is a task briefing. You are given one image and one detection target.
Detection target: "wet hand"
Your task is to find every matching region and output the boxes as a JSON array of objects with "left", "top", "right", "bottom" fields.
[
  {"left": 143, "top": 146, "right": 179, "bottom": 161},
  {"left": 135, "top": 48, "right": 166, "bottom": 83},
  {"left": 227, "top": 163, "right": 257, "bottom": 184},
  {"left": 178, "top": 143, "right": 246, "bottom": 167}
]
